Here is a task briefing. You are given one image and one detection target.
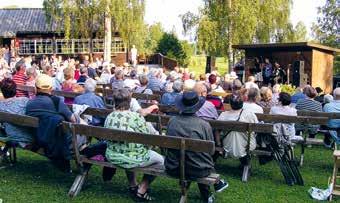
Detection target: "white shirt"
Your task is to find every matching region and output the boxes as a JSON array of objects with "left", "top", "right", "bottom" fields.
[
  {"left": 243, "top": 102, "right": 264, "bottom": 114},
  {"left": 130, "top": 98, "right": 141, "bottom": 112},
  {"left": 270, "top": 105, "right": 297, "bottom": 116},
  {"left": 124, "top": 78, "right": 140, "bottom": 90},
  {"left": 131, "top": 48, "right": 138, "bottom": 61}
]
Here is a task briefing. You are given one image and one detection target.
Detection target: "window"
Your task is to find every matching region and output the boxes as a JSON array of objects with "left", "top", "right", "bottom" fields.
[
  {"left": 55, "top": 39, "right": 74, "bottom": 54},
  {"left": 18, "top": 40, "right": 35, "bottom": 55},
  {"left": 35, "top": 39, "right": 54, "bottom": 54},
  {"left": 92, "top": 39, "right": 104, "bottom": 53},
  {"left": 112, "top": 38, "right": 126, "bottom": 53},
  {"left": 73, "top": 39, "right": 90, "bottom": 53}
]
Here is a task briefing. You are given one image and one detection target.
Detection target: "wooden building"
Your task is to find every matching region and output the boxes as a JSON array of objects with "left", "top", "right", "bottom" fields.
[
  {"left": 0, "top": 8, "right": 127, "bottom": 65},
  {"left": 233, "top": 42, "right": 340, "bottom": 93}
]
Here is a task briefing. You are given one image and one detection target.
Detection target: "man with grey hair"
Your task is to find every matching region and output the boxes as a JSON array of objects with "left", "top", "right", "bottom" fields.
[
  {"left": 77, "top": 66, "right": 89, "bottom": 84},
  {"left": 324, "top": 88, "right": 340, "bottom": 129},
  {"left": 74, "top": 78, "right": 105, "bottom": 125},
  {"left": 161, "top": 80, "right": 183, "bottom": 106}
]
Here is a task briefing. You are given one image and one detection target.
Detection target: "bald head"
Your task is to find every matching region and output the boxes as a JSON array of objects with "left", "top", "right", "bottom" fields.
[
  {"left": 334, "top": 88, "right": 340, "bottom": 100},
  {"left": 194, "top": 82, "right": 208, "bottom": 97}
]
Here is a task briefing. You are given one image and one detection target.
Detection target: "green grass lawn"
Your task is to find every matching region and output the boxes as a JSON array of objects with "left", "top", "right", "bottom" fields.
[
  {"left": 0, "top": 145, "right": 337, "bottom": 203},
  {"left": 188, "top": 56, "right": 229, "bottom": 77}
]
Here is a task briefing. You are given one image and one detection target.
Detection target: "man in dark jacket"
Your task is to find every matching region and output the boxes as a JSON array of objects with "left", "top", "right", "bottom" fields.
[
  {"left": 26, "top": 74, "right": 77, "bottom": 172},
  {"left": 165, "top": 91, "right": 228, "bottom": 202}
]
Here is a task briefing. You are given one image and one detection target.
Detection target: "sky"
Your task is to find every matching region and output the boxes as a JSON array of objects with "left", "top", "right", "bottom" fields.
[{"left": 0, "top": 0, "right": 326, "bottom": 40}]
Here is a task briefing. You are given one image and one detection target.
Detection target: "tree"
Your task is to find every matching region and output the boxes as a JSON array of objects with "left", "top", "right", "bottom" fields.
[
  {"left": 157, "top": 33, "right": 188, "bottom": 66},
  {"left": 144, "top": 23, "right": 165, "bottom": 55},
  {"left": 183, "top": 0, "right": 292, "bottom": 70},
  {"left": 43, "top": 0, "right": 146, "bottom": 60},
  {"left": 311, "top": 0, "right": 340, "bottom": 74},
  {"left": 275, "top": 21, "right": 307, "bottom": 43}
]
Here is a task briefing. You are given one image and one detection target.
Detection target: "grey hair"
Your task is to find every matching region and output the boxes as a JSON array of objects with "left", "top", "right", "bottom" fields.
[
  {"left": 172, "top": 80, "right": 183, "bottom": 93},
  {"left": 80, "top": 66, "right": 88, "bottom": 74},
  {"left": 324, "top": 94, "right": 334, "bottom": 103},
  {"left": 112, "top": 88, "right": 131, "bottom": 110},
  {"left": 138, "top": 74, "right": 149, "bottom": 86},
  {"left": 84, "top": 78, "right": 97, "bottom": 92}
]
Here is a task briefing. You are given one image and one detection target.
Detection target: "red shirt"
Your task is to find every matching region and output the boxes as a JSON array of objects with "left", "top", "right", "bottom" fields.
[
  {"left": 12, "top": 72, "right": 28, "bottom": 97},
  {"left": 74, "top": 69, "right": 80, "bottom": 80}
]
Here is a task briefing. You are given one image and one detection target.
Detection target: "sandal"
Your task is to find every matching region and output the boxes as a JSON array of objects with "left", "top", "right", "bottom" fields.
[{"left": 135, "top": 191, "right": 155, "bottom": 202}]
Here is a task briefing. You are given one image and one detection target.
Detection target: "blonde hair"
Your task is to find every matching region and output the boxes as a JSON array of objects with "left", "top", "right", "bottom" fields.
[
  {"left": 63, "top": 67, "right": 74, "bottom": 80},
  {"left": 260, "top": 87, "right": 273, "bottom": 102}
]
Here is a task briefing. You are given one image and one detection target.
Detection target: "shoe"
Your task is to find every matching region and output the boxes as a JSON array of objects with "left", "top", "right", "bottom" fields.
[
  {"left": 128, "top": 185, "right": 138, "bottom": 195},
  {"left": 207, "top": 194, "right": 215, "bottom": 203},
  {"left": 214, "top": 179, "right": 229, "bottom": 193},
  {"left": 291, "top": 135, "right": 304, "bottom": 142}
]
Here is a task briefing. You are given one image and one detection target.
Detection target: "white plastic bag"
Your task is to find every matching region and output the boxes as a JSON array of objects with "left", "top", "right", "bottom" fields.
[{"left": 308, "top": 183, "right": 333, "bottom": 201}]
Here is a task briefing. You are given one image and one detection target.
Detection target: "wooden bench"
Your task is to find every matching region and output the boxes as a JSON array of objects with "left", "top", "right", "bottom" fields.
[
  {"left": 0, "top": 111, "right": 39, "bottom": 164},
  {"left": 70, "top": 106, "right": 273, "bottom": 182},
  {"left": 256, "top": 113, "right": 329, "bottom": 166},
  {"left": 64, "top": 123, "right": 220, "bottom": 202}
]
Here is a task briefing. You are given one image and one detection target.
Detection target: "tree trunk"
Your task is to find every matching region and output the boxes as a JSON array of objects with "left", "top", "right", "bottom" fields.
[
  {"left": 227, "top": 0, "right": 233, "bottom": 72},
  {"left": 104, "top": 0, "right": 111, "bottom": 62}
]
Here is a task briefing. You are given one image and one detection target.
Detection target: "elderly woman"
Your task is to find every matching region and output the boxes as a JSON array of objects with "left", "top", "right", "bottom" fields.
[
  {"left": 0, "top": 78, "right": 34, "bottom": 147},
  {"left": 257, "top": 87, "right": 275, "bottom": 108},
  {"left": 161, "top": 80, "right": 183, "bottom": 106},
  {"left": 62, "top": 67, "right": 84, "bottom": 104},
  {"left": 295, "top": 86, "right": 322, "bottom": 138},
  {"left": 218, "top": 94, "right": 258, "bottom": 161},
  {"left": 105, "top": 88, "right": 164, "bottom": 201},
  {"left": 272, "top": 84, "right": 281, "bottom": 105},
  {"left": 243, "top": 87, "right": 263, "bottom": 114},
  {"left": 74, "top": 78, "right": 105, "bottom": 125},
  {"left": 270, "top": 92, "right": 303, "bottom": 141}
]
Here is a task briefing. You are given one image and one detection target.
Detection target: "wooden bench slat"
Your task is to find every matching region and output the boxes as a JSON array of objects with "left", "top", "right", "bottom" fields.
[
  {"left": 256, "top": 114, "right": 329, "bottom": 125},
  {"left": 81, "top": 156, "right": 219, "bottom": 185},
  {"left": 0, "top": 111, "right": 39, "bottom": 128},
  {"left": 71, "top": 124, "right": 215, "bottom": 154}
]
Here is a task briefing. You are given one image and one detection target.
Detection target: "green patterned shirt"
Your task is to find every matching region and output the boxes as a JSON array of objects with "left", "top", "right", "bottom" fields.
[{"left": 104, "top": 110, "right": 151, "bottom": 168}]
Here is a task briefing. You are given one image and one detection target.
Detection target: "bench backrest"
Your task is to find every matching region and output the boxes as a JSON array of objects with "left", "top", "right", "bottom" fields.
[
  {"left": 0, "top": 111, "right": 39, "bottom": 128},
  {"left": 66, "top": 123, "right": 215, "bottom": 154},
  {"left": 255, "top": 113, "right": 329, "bottom": 125},
  {"left": 103, "top": 88, "right": 161, "bottom": 102}
]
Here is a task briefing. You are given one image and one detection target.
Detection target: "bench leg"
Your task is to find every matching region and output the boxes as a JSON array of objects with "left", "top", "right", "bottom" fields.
[
  {"left": 68, "top": 168, "right": 89, "bottom": 198},
  {"left": 242, "top": 164, "right": 251, "bottom": 182},
  {"left": 179, "top": 181, "right": 189, "bottom": 203},
  {"left": 300, "top": 144, "right": 304, "bottom": 167}
]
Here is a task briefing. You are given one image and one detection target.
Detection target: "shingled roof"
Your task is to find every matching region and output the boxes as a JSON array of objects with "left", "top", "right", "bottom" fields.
[{"left": 0, "top": 8, "right": 58, "bottom": 38}]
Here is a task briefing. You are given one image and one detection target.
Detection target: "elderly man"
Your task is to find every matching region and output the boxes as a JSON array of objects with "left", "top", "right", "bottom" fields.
[
  {"left": 147, "top": 69, "right": 162, "bottom": 92},
  {"left": 74, "top": 78, "right": 105, "bottom": 125},
  {"left": 165, "top": 91, "right": 228, "bottom": 202},
  {"left": 161, "top": 80, "right": 183, "bottom": 106},
  {"left": 12, "top": 59, "right": 27, "bottom": 97},
  {"left": 26, "top": 74, "right": 78, "bottom": 172},
  {"left": 194, "top": 82, "right": 219, "bottom": 120},
  {"left": 323, "top": 88, "right": 340, "bottom": 146},
  {"left": 42, "top": 65, "right": 62, "bottom": 91}
]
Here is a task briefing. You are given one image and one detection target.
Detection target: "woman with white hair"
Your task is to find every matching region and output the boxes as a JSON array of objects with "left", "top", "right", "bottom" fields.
[
  {"left": 74, "top": 78, "right": 105, "bottom": 125},
  {"left": 272, "top": 84, "right": 281, "bottom": 105},
  {"left": 99, "top": 62, "right": 113, "bottom": 84},
  {"left": 26, "top": 67, "right": 38, "bottom": 99}
]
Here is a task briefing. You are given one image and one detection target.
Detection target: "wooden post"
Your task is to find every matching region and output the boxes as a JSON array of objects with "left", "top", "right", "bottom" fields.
[
  {"left": 179, "top": 139, "right": 187, "bottom": 203},
  {"left": 104, "top": 0, "right": 112, "bottom": 62}
]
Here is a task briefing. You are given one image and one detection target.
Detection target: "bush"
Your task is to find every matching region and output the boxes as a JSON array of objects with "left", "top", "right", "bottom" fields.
[
  {"left": 157, "top": 33, "right": 189, "bottom": 66},
  {"left": 280, "top": 84, "right": 296, "bottom": 95}
]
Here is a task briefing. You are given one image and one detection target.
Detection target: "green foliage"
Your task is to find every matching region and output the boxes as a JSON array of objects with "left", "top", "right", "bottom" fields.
[
  {"left": 144, "top": 23, "right": 165, "bottom": 55},
  {"left": 311, "top": 0, "right": 340, "bottom": 74},
  {"left": 183, "top": 0, "right": 293, "bottom": 67},
  {"left": 280, "top": 84, "right": 296, "bottom": 95},
  {"left": 188, "top": 56, "right": 228, "bottom": 76},
  {"left": 156, "top": 33, "right": 188, "bottom": 66},
  {"left": 43, "top": 0, "right": 146, "bottom": 52},
  {"left": 275, "top": 21, "right": 307, "bottom": 43}
]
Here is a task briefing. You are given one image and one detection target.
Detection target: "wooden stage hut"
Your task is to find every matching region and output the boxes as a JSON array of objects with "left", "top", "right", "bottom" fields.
[{"left": 233, "top": 42, "right": 340, "bottom": 93}]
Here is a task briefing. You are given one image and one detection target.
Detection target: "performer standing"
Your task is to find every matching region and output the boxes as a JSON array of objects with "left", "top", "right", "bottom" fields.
[
  {"left": 262, "top": 58, "right": 273, "bottom": 86},
  {"left": 130, "top": 45, "right": 138, "bottom": 67}
]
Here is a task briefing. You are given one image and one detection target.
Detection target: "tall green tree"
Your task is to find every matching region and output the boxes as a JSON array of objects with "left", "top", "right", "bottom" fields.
[
  {"left": 144, "top": 23, "right": 165, "bottom": 55},
  {"left": 275, "top": 21, "right": 307, "bottom": 43},
  {"left": 43, "top": 0, "right": 146, "bottom": 58},
  {"left": 157, "top": 33, "right": 188, "bottom": 66},
  {"left": 182, "top": 0, "right": 292, "bottom": 70},
  {"left": 311, "top": 0, "right": 340, "bottom": 74}
]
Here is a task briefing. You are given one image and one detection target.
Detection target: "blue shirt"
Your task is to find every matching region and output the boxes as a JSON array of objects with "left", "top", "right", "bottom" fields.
[
  {"left": 74, "top": 92, "right": 105, "bottom": 125},
  {"left": 0, "top": 97, "right": 34, "bottom": 145},
  {"left": 161, "top": 92, "right": 181, "bottom": 106},
  {"left": 26, "top": 94, "right": 73, "bottom": 121},
  {"left": 147, "top": 75, "right": 162, "bottom": 92},
  {"left": 291, "top": 92, "right": 307, "bottom": 104},
  {"left": 323, "top": 100, "right": 340, "bottom": 128}
]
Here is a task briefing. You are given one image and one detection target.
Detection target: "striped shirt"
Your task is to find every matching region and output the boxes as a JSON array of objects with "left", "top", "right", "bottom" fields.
[
  {"left": 295, "top": 98, "right": 322, "bottom": 112},
  {"left": 12, "top": 72, "right": 28, "bottom": 97}
]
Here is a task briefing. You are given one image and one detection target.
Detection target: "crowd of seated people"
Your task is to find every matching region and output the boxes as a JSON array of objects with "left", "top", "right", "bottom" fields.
[{"left": 0, "top": 54, "right": 340, "bottom": 202}]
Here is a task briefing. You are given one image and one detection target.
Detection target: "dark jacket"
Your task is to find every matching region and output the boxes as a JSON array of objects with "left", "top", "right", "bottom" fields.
[{"left": 165, "top": 115, "right": 215, "bottom": 179}]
